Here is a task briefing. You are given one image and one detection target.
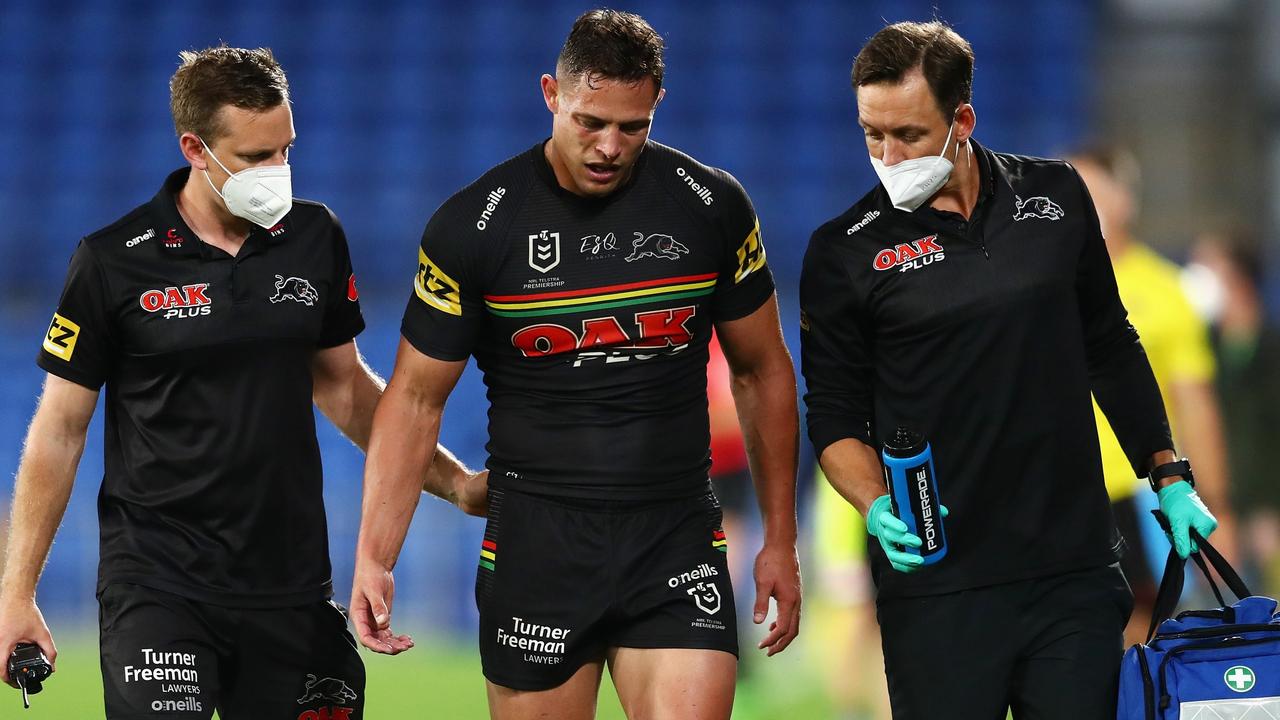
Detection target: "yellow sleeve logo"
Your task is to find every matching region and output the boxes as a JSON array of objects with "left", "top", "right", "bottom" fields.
[
  {"left": 734, "top": 218, "right": 766, "bottom": 284},
  {"left": 43, "top": 312, "right": 80, "bottom": 361},
  {"left": 415, "top": 248, "right": 462, "bottom": 316}
]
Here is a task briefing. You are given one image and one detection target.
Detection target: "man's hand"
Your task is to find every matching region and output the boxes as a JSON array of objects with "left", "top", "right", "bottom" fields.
[
  {"left": 0, "top": 597, "right": 56, "bottom": 687},
  {"left": 349, "top": 562, "right": 414, "bottom": 655},
  {"left": 452, "top": 469, "right": 489, "bottom": 518},
  {"left": 866, "top": 494, "right": 950, "bottom": 573},
  {"left": 1158, "top": 480, "right": 1218, "bottom": 559},
  {"left": 752, "top": 542, "right": 801, "bottom": 657}
]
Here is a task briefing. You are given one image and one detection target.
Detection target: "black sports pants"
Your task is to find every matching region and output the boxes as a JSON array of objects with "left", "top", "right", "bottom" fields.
[{"left": 876, "top": 564, "right": 1133, "bottom": 719}]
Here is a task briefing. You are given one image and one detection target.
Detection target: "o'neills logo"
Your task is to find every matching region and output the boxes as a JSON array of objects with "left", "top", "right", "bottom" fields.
[
  {"left": 873, "top": 235, "right": 945, "bottom": 273},
  {"left": 675, "top": 167, "right": 714, "bottom": 205},
  {"left": 475, "top": 187, "right": 506, "bottom": 230},
  {"left": 668, "top": 563, "right": 719, "bottom": 588},
  {"left": 846, "top": 210, "right": 880, "bottom": 235}
]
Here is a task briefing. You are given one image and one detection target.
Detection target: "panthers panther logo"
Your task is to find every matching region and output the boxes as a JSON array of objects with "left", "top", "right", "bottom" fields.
[{"left": 1013, "top": 195, "right": 1065, "bottom": 222}]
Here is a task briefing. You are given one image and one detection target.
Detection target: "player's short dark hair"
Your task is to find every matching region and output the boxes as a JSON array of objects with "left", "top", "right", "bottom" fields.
[
  {"left": 170, "top": 45, "right": 290, "bottom": 141},
  {"left": 852, "top": 21, "right": 973, "bottom": 121},
  {"left": 557, "top": 9, "right": 665, "bottom": 91}
]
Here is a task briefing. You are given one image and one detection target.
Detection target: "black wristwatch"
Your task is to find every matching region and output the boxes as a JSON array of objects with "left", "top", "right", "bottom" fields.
[{"left": 1148, "top": 457, "right": 1194, "bottom": 492}]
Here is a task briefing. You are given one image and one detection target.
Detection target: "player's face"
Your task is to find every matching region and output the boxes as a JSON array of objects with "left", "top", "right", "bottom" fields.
[
  {"left": 856, "top": 69, "right": 960, "bottom": 168},
  {"left": 543, "top": 73, "right": 664, "bottom": 197},
  {"left": 192, "top": 103, "right": 296, "bottom": 186}
]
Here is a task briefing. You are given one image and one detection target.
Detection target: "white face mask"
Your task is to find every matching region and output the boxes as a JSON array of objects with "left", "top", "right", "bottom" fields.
[
  {"left": 869, "top": 115, "right": 960, "bottom": 212},
  {"left": 200, "top": 139, "right": 292, "bottom": 228}
]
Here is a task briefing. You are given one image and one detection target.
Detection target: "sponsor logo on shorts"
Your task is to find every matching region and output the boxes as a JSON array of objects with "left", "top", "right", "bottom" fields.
[
  {"left": 496, "top": 616, "right": 572, "bottom": 666},
  {"left": 122, "top": 648, "right": 204, "bottom": 713},
  {"left": 296, "top": 673, "right": 358, "bottom": 719},
  {"left": 139, "top": 284, "right": 212, "bottom": 320},
  {"left": 270, "top": 275, "right": 319, "bottom": 306},
  {"left": 43, "top": 312, "right": 80, "bottom": 361},
  {"left": 668, "top": 563, "right": 727, "bottom": 628}
]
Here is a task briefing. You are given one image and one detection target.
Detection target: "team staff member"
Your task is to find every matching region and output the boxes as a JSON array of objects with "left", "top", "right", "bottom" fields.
[
  {"left": 352, "top": 10, "right": 801, "bottom": 720},
  {"left": 800, "top": 22, "right": 1219, "bottom": 718},
  {"left": 0, "top": 47, "right": 483, "bottom": 719},
  {"left": 1069, "top": 145, "right": 1235, "bottom": 646}
]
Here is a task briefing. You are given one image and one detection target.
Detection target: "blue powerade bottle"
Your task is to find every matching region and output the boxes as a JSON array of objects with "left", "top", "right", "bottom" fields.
[{"left": 881, "top": 426, "right": 947, "bottom": 565}]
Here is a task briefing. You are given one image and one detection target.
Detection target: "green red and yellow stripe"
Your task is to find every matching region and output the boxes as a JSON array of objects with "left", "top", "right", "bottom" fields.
[
  {"left": 479, "top": 539, "right": 497, "bottom": 571},
  {"left": 713, "top": 529, "right": 728, "bottom": 553},
  {"left": 484, "top": 272, "right": 718, "bottom": 318}
]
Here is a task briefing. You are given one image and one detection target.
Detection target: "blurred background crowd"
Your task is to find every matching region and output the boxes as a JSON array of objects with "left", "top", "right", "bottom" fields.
[{"left": 0, "top": 0, "right": 1276, "bottom": 716}]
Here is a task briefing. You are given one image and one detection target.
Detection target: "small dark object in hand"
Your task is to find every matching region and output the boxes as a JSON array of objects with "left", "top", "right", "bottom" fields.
[{"left": 8, "top": 643, "right": 51, "bottom": 709}]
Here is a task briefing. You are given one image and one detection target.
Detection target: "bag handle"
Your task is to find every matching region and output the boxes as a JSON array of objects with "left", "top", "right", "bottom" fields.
[{"left": 1146, "top": 509, "right": 1252, "bottom": 642}]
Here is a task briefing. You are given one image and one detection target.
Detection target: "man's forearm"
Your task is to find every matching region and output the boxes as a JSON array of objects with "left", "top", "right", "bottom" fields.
[
  {"left": 1, "top": 436, "right": 83, "bottom": 600},
  {"left": 1170, "top": 382, "right": 1231, "bottom": 510},
  {"left": 731, "top": 363, "right": 799, "bottom": 545},
  {"left": 355, "top": 380, "right": 443, "bottom": 570},
  {"left": 818, "top": 438, "right": 885, "bottom": 516}
]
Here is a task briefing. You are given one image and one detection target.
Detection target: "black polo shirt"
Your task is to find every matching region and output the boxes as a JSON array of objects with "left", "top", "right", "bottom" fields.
[
  {"left": 801, "top": 142, "right": 1172, "bottom": 599},
  {"left": 38, "top": 167, "right": 364, "bottom": 607}
]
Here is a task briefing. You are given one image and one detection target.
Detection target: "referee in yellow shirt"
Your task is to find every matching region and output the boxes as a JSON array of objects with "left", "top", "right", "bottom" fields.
[{"left": 1070, "top": 146, "right": 1237, "bottom": 645}]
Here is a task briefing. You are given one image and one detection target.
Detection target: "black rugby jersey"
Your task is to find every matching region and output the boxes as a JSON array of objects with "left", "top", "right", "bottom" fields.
[
  {"left": 38, "top": 168, "right": 365, "bottom": 607},
  {"left": 801, "top": 142, "right": 1172, "bottom": 599},
  {"left": 402, "top": 140, "right": 774, "bottom": 500}
]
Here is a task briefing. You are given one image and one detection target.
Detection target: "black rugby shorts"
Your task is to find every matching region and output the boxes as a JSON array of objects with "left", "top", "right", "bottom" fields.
[
  {"left": 476, "top": 487, "right": 738, "bottom": 690},
  {"left": 98, "top": 583, "right": 364, "bottom": 719}
]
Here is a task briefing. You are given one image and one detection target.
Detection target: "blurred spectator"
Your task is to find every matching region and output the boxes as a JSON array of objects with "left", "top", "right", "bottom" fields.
[
  {"left": 810, "top": 470, "right": 889, "bottom": 720},
  {"left": 1186, "top": 229, "right": 1280, "bottom": 594},
  {"left": 1070, "top": 145, "right": 1235, "bottom": 645}
]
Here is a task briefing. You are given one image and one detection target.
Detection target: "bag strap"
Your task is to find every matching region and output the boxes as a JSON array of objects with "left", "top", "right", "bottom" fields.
[{"left": 1146, "top": 510, "right": 1253, "bottom": 642}]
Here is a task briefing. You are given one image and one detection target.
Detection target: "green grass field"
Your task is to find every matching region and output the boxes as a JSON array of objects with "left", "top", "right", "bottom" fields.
[{"left": 21, "top": 634, "right": 833, "bottom": 718}]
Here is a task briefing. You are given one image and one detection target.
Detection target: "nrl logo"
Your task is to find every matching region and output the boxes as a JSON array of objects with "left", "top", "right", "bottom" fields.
[
  {"left": 687, "top": 581, "right": 722, "bottom": 615},
  {"left": 1013, "top": 195, "right": 1065, "bottom": 222},
  {"left": 528, "top": 230, "right": 561, "bottom": 273}
]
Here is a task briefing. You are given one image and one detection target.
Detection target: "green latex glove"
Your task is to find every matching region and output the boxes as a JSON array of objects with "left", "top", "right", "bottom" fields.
[
  {"left": 1157, "top": 480, "right": 1218, "bottom": 559},
  {"left": 866, "top": 494, "right": 949, "bottom": 573}
]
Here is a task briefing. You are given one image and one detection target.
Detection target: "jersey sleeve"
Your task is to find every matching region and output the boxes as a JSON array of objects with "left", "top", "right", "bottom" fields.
[
  {"left": 711, "top": 172, "right": 775, "bottom": 322},
  {"left": 800, "top": 233, "right": 876, "bottom": 455},
  {"left": 1073, "top": 169, "right": 1173, "bottom": 474},
  {"left": 317, "top": 209, "right": 366, "bottom": 348},
  {"left": 36, "top": 240, "right": 115, "bottom": 389},
  {"left": 400, "top": 202, "right": 489, "bottom": 361}
]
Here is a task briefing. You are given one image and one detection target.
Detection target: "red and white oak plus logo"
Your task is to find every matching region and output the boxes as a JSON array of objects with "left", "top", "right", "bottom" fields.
[
  {"left": 139, "top": 283, "right": 212, "bottom": 319},
  {"left": 873, "top": 235, "right": 945, "bottom": 273}
]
